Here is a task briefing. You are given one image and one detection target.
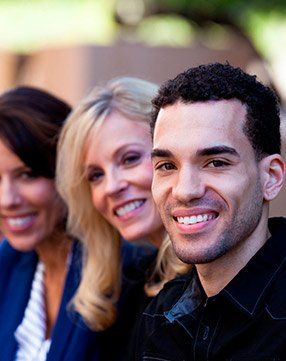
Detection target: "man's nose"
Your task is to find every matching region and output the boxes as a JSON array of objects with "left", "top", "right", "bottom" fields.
[{"left": 172, "top": 166, "right": 205, "bottom": 203}]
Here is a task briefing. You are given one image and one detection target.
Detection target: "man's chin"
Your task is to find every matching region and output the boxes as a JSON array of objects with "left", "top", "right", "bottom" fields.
[{"left": 173, "top": 244, "right": 227, "bottom": 265}]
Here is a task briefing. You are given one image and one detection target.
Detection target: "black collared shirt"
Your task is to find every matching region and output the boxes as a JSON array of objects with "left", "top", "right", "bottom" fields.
[{"left": 134, "top": 218, "right": 286, "bottom": 361}]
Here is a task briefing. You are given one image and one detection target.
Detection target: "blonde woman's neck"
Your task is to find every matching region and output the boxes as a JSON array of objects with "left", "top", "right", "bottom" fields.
[{"left": 149, "top": 226, "right": 166, "bottom": 248}]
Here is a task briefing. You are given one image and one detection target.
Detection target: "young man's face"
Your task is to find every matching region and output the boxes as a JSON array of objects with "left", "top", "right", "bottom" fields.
[{"left": 152, "top": 99, "right": 266, "bottom": 264}]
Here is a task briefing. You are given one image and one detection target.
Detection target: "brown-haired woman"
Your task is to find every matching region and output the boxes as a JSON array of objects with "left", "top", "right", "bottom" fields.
[{"left": 0, "top": 86, "right": 150, "bottom": 361}]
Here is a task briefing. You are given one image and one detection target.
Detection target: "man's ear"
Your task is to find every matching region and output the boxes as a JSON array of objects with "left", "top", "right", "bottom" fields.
[{"left": 260, "top": 154, "right": 286, "bottom": 201}]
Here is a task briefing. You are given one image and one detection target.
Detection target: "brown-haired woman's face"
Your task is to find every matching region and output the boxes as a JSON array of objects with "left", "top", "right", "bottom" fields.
[
  {"left": 84, "top": 111, "right": 164, "bottom": 245},
  {"left": 0, "top": 139, "right": 64, "bottom": 251}
]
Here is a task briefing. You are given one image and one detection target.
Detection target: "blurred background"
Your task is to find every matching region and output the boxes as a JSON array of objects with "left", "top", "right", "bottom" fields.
[{"left": 0, "top": 0, "right": 285, "bottom": 216}]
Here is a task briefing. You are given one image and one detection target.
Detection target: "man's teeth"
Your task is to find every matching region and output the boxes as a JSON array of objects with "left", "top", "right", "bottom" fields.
[
  {"left": 7, "top": 216, "right": 34, "bottom": 227},
  {"left": 177, "top": 213, "right": 216, "bottom": 225},
  {"left": 116, "top": 200, "right": 144, "bottom": 217}
]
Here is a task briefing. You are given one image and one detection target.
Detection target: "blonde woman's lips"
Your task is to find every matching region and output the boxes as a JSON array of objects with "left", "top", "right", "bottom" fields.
[{"left": 114, "top": 199, "right": 146, "bottom": 217}]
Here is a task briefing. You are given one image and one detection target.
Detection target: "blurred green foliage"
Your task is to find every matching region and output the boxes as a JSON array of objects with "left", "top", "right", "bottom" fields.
[
  {"left": 0, "top": 0, "right": 285, "bottom": 62},
  {"left": 0, "top": 0, "right": 116, "bottom": 51},
  {"left": 136, "top": 15, "right": 195, "bottom": 46},
  {"left": 115, "top": 0, "right": 286, "bottom": 59}
]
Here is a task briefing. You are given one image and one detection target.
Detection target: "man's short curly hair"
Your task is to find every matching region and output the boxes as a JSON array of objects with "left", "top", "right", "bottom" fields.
[{"left": 151, "top": 63, "right": 281, "bottom": 159}]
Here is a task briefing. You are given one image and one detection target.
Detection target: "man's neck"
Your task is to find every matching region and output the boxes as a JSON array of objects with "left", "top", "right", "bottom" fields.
[{"left": 196, "top": 214, "right": 270, "bottom": 297}]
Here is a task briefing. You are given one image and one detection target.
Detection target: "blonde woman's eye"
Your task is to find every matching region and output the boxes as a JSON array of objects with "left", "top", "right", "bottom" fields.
[
  {"left": 123, "top": 153, "right": 141, "bottom": 165},
  {"left": 87, "top": 170, "right": 104, "bottom": 183}
]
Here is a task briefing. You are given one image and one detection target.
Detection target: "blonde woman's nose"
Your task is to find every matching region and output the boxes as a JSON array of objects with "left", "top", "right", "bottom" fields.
[{"left": 105, "top": 170, "right": 128, "bottom": 196}]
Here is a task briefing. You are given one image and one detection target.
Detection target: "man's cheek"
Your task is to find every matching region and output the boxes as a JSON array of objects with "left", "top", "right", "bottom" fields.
[{"left": 154, "top": 191, "right": 166, "bottom": 210}]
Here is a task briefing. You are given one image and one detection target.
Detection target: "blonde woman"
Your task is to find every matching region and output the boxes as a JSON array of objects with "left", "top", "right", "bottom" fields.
[{"left": 56, "top": 77, "right": 189, "bottom": 350}]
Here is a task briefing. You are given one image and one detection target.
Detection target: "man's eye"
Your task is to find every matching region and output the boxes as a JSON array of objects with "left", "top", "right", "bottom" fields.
[
  {"left": 156, "top": 162, "right": 175, "bottom": 171},
  {"left": 208, "top": 160, "right": 229, "bottom": 168}
]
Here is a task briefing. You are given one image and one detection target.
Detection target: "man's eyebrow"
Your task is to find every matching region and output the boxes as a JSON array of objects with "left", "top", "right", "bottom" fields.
[
  {"left": 197, "top": 146, "right": 240, "bottom": 157},
  {"left": 151, "top": 148, "right": 173, "bottom": 159}
]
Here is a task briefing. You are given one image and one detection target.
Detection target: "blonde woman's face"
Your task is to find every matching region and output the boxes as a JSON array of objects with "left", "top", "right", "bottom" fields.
[{"left": 84, "top": 111, "right": 164, "bottom": 245}]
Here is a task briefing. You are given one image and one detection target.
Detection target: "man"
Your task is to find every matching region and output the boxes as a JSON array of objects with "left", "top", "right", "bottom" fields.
[{"left": 135, "top": 63, "right": 286, "bottom": 360}]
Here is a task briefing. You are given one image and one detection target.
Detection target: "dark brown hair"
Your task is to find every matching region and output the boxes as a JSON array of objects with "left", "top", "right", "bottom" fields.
[
  {"left": 152, "top": 63, "right": 280, "bottom": 160},
  {"left": 0, "top": 86, "right": 71, "bottom": 178}
]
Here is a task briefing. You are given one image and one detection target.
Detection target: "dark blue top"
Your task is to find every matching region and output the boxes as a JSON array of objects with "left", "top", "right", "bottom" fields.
[{"left": 0, "top": 239, "right": 156, "bottom": 360}]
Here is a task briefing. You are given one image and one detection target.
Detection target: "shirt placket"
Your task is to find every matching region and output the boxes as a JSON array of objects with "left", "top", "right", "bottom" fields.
[{"left": 193, "top": 298, "right": 220, "bottom": 361}]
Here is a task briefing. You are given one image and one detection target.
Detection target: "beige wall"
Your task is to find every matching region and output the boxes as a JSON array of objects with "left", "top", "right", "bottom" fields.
[
  {"left": 270, "top": 187, "right": 286, "bottom": 217},
  {"left": 0, "top": 42, "right": 284, "bottom": 216},
  {"left": 271, "top": 112, "right": 286, "bottom": 217},
  {"left": 0, "top": 51, "right": 18, "bottom": 92},
  {"left": 15, "top": 39, "right": 260, "bottom": 105}
]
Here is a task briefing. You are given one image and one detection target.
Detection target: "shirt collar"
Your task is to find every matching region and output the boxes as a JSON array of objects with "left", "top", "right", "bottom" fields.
[
  {"left": 221, "top": 217, "right": 286, "bottom": 316},
  {"left": 165, "top": 270, "right": 205, "bottom": 321},
  {"left": 165, "top": 217, "right": 286, "bottom": 326},
  {"left": 164, "top": 269, "right": 206, "bottom": 339}
]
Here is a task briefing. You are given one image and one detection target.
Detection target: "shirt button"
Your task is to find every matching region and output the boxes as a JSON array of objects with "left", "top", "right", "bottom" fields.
[{"left": 202, "top": 326, "right": 210, "bottom": 340}]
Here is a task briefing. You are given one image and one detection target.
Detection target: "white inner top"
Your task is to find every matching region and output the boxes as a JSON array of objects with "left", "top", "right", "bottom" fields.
[{"left": 14, "top": 261, "right": 51, "bottom": 361}]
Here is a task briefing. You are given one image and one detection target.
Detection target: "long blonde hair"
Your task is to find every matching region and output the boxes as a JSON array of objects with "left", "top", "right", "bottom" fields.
[
  {"left": 57, "top": 77, "right": 159, "bottom": 330},
  {"left": 145, "top": 235, "right": 191, "bottom": 297}
]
